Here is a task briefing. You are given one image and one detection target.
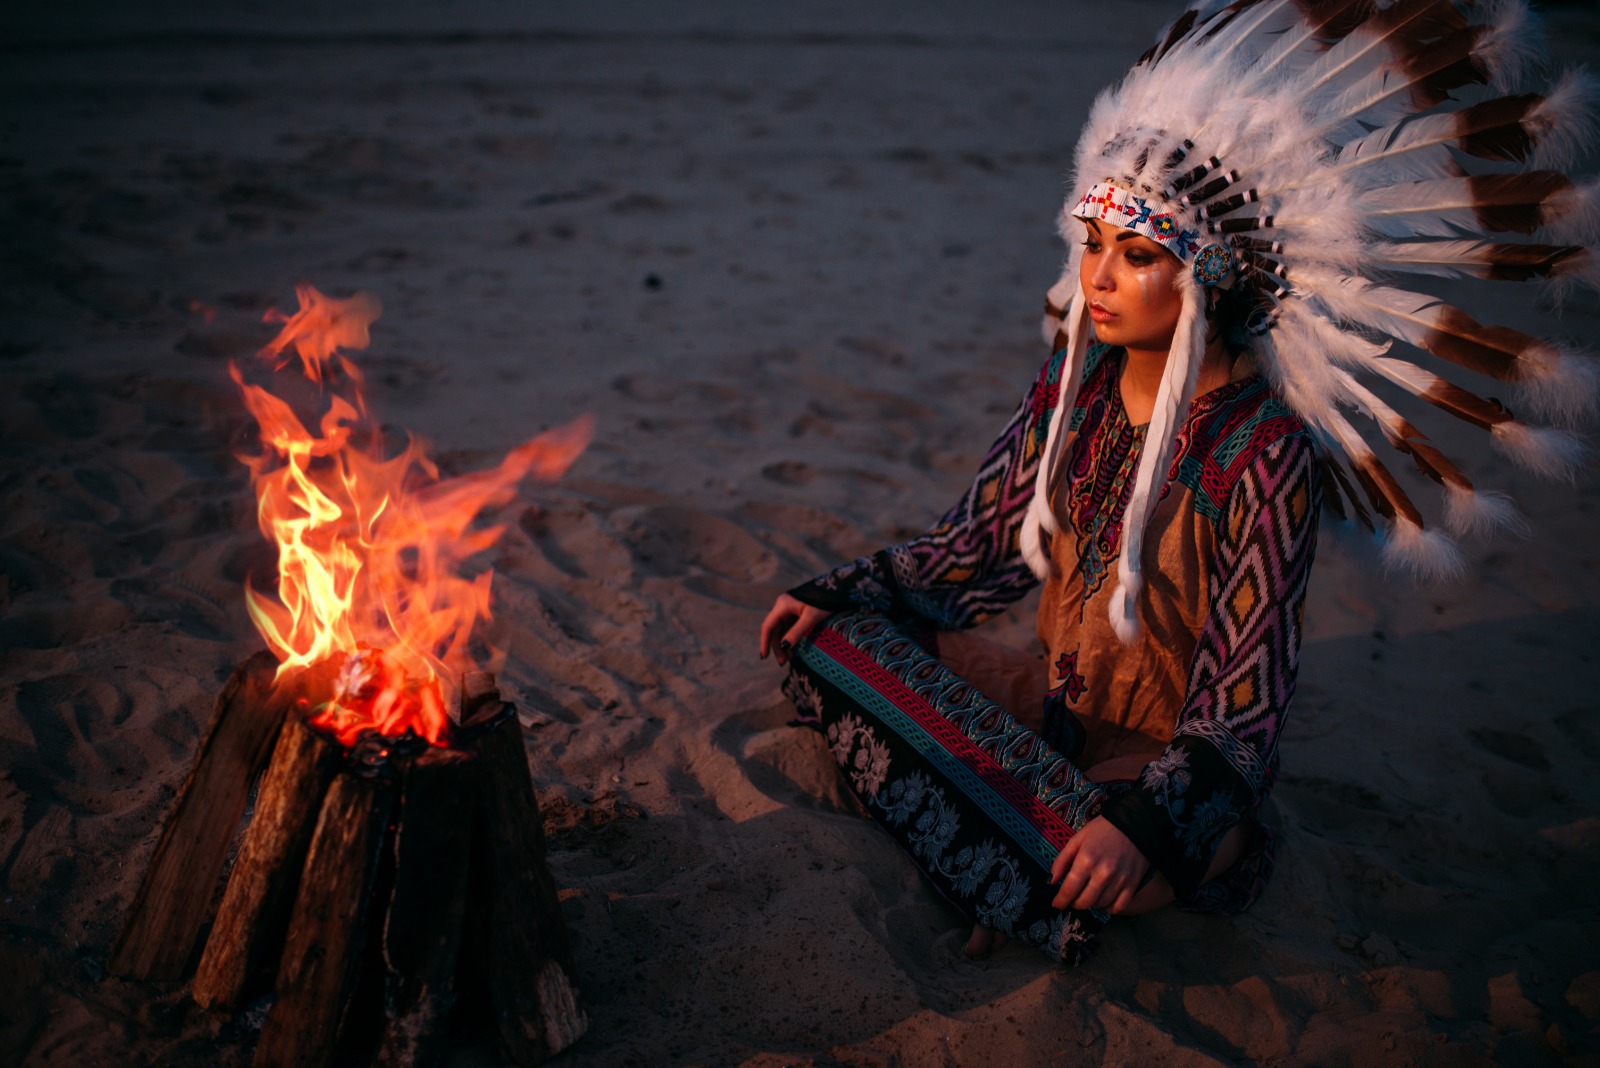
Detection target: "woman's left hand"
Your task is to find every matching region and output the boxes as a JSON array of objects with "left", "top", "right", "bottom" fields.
[{"left": 1050, "top": 816, "right": 1151, "bottom": 913}]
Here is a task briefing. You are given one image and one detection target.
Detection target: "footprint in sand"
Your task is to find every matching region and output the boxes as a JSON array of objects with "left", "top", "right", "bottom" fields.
[
  {"left": 616, "top": 504, "right": 777, "bottom": 583},
  {"left": 708, "top": 702, "right": 853, "bottom": 815},
  {"left": 517, "top": 502, "right": 631, "bottom": 581}
]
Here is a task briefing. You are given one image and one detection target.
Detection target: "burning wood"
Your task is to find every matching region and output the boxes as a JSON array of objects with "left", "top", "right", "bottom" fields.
[{"left": 111, "top": 287, "right": 592, "bottom": 1066}]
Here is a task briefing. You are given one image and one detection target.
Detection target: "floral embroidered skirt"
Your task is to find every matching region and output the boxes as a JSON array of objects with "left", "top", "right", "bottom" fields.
[{"left": 783, "top": 611, "right": 1108, "bottom": 965}]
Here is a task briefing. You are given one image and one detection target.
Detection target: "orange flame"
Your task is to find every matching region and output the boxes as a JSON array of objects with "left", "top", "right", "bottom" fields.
[{"left": 233, "top": 284, "right": 592, "bottom": 746}]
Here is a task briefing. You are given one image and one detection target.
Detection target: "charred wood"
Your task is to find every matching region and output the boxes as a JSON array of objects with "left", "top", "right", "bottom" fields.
[
  {"left": 113, "top": 652, "right": 297, "bottom": 981},
  {"left": 253, "top": 768, "right": 395, "bottom": 1068},
  {"left": 461, "top": 700, "right": 587, "bottom": 1065},
  {"left": 193, "top": 712, "right": 342, "bottom": 1010},
  {"left": 374, "top": 746, "right": 477, "bottom": 1068}
]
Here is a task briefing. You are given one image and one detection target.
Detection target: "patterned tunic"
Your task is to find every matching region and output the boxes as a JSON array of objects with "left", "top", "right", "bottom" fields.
[{"left": 790, "top": 342, "right": 1321, "bottom": 906}]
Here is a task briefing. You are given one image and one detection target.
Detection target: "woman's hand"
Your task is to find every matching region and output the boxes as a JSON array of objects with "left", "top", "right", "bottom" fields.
[
  {"left": 758, "top": 593, "right": 834, "bottom": 665},
  {"left": 1050, "top": 816, "right": 1152, "bottom": 913}
]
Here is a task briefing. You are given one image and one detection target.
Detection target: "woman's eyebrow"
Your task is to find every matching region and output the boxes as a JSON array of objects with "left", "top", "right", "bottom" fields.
[{"left": 1114, "top": 231, "right": 1145, "bottom": 242}]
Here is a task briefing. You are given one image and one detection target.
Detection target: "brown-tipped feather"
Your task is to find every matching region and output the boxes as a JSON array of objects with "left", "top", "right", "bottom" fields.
[
  {"left": 1295, "top": 0, "right": 1379, "bottom": 43},
  {"left": 1418, "top": 306, "right": 1541, "bottom": 381},
  {"left": 1350, "top": 452, "right": 1425, "bottom": 526},
  {"left": 1140, "top": 8, "right": 1200, "bottom": 67},
  {"left": 1382, "top": 240, "right": 1585, "bottom": 281},
  {"left": 1456, "top": 94, "right": 1543, "bottom": 162},
  {"left": 1417, "top": 376, "right": 1516, "bottom": 431},
  {"left": 1370, "top": 415, "right": 1469, "bottom": 488},
  {"left": 1468, "top": 172, "right": 1574, "bottom": 234},
  {"left": 1388, "top": 423, "right": 1473, "bottom": 488},
  {"left": 1400, "top": 25, "right": 1494, "bottom": 110},
  {"left": 1479, "top": 244, "right": 1584, "bottom": 282},
  {"left": 1320, "top": 455, "right": 1375, "bottom": 530}
]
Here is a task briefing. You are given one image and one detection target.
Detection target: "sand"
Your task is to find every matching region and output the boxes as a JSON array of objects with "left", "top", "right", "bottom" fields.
[{"left": 3, "top": 1, "right": 1600, "bottom": 1064}]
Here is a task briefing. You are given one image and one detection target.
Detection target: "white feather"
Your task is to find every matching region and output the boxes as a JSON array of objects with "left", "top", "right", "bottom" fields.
[
  {"left": 1357, "top": 242, "right": 1597, "bottom": 306},
  {"left": 1333, "top": 112, "right": 1474, "bottom": 186},
  {"left": 1331, "top": 367, "right": 1407, "bottom": 441},
  {"left": 1542, "top": 248, "right": 1600, "bottom": 310},
  {"left": 1546, "top": 178, "right": 1600, "bottom": 244},
  {"left": 1530, "top": 68, "right": 1600, "bottom": 170},
  {"left": 1367, "top": 354, "right": 1444, "bottom": 397},
  {"left": 1380, "top": 518, "right": 1467, "bottom": 581},
  {"left": 1356, "top": 175, "right": 1599, "bottom": 242},
  {"left": 1476, "top": 0, "right": 1541, "bottom": 94},
  {"left": 1490, "top": 421, "right": 1592, "bottom": 481},
  {"left": 1246, "top": 0, "right": 1368, "bottom": 83},
  {"left": 1299, "top": 0, "right": 1443, "bottom": 102},
  {"left": 1165, "top": 0, "right": 1293, "bottom": 71},
  {"left": 1513, "top": 342, "right": 1600, "bottom": 428},
  {"left": 1292, "top": 272, "right": 1442, "bottom": 352},
  {"left": 1316, "top": 1, "right": 1535, "bottom": 144},
  {"left": 1443, "top": 483, "right": 1527, "bottom": 538}
]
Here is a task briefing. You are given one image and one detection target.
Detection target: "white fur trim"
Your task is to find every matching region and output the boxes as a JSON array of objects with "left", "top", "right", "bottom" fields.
[
  {"left": 1108, "top": 574, "right": 1142, "bottom": 644},
  {"left": 1020, "top": 498, "right": 1055, "bottom": 581}
]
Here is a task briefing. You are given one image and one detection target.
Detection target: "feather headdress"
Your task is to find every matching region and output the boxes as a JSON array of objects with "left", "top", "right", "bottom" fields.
[{"left": 1023, "top": 0, "right": 1598, "bottom": 641}]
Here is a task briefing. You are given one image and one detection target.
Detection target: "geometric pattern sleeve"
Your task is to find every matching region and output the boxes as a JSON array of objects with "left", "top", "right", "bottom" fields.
[
  {"left": 1098, "top": 432, "right": 1321, "bottom": 901},
  {"left": 787, "top": 350, "right": 1070, "bottom": 629}
]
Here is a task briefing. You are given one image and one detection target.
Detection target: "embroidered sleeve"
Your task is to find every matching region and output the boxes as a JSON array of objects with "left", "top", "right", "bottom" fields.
[
  {"left": 1098, "top": 432, "right": 1320, "bottom": 901},
  {"left": 788, "top": 351, "right": 1069, "bottom": 629}
]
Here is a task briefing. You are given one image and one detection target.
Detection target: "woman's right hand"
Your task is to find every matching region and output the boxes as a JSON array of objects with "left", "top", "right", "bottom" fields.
[{"left": 758, "top": 593, "right": 834, "bottom": 665}]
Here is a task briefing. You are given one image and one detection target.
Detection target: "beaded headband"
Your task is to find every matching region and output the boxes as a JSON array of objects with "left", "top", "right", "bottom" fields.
[{"left": 1070, "top": 180, "right": 1235, "bottom": 288}]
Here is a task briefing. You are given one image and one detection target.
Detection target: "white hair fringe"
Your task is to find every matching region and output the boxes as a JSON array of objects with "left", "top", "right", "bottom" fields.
[
  {"left": 1107, "top": 269, "right": 1208, "bottom": 643},
  {"left": 1021, "top": 281, "right": 1090, "bottom": 582}
]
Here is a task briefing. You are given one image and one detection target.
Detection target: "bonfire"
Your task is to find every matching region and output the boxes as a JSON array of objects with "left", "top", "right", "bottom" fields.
[{"left": 112, "top": 286, "right": 593, "bottom": 1068}]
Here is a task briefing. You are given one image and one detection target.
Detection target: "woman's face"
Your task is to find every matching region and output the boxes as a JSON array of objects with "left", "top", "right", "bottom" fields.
[{"left": 1078, "top": 218, "right": 1185, "bottom": 354}]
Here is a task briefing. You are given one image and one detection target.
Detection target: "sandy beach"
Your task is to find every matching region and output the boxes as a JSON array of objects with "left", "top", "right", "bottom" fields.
[{"left": 4, "top": 1, "right": 1600, "bottom": 1064}]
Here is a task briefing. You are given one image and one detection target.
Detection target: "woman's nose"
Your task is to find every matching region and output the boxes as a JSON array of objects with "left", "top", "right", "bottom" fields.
[{"left": 1088, "top": 258, "right": 1113, "bottom": 290}]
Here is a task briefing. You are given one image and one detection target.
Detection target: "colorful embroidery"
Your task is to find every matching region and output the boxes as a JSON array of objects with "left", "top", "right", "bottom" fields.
[
  {"left": 1072, "top": 181, "right": 1204, "bottom": 263},
  {"left": 785, "top": 612, "right": 1106, "bottom": 964},
  {"left": 1054, "top": 649, "right": 1087, "bottom": 704}
]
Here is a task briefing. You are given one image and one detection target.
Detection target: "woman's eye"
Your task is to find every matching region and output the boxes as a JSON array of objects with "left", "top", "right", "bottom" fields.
[
  {"left": 1126, "top": 253, "right": 1152, "bottom": 266},
  {"left": 1080, "top": 240, "right": 1101, "bottom": 252}
]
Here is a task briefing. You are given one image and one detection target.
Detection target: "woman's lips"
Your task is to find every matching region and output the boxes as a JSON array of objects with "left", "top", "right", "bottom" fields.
[{"left": 1088, "top": 303, "right": 1116, "bottom": 323}]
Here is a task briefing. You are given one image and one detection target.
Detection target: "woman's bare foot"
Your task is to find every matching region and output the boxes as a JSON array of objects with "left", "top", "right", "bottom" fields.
[{"left": 963, "top": 924, "right": 1009, "bottom": 959}]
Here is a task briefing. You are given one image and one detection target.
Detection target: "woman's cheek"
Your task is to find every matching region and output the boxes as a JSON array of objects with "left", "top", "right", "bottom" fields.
[{"left": 1136, "top": 272, "right": 1157, "bottom": 311}]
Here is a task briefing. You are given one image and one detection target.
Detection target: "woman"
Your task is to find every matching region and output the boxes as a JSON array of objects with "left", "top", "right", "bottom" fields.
[
  {"left": 759, "top": 0, "right": 1594, "bottom": 964},
  {"left": 760, "top": 192, "right": 1319, "bottom": 962}
]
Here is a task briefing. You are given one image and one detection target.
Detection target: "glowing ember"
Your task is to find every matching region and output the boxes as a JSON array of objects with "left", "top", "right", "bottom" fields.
[{"left": 232, "top": 284, "right": 591, "bottom": 746}]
